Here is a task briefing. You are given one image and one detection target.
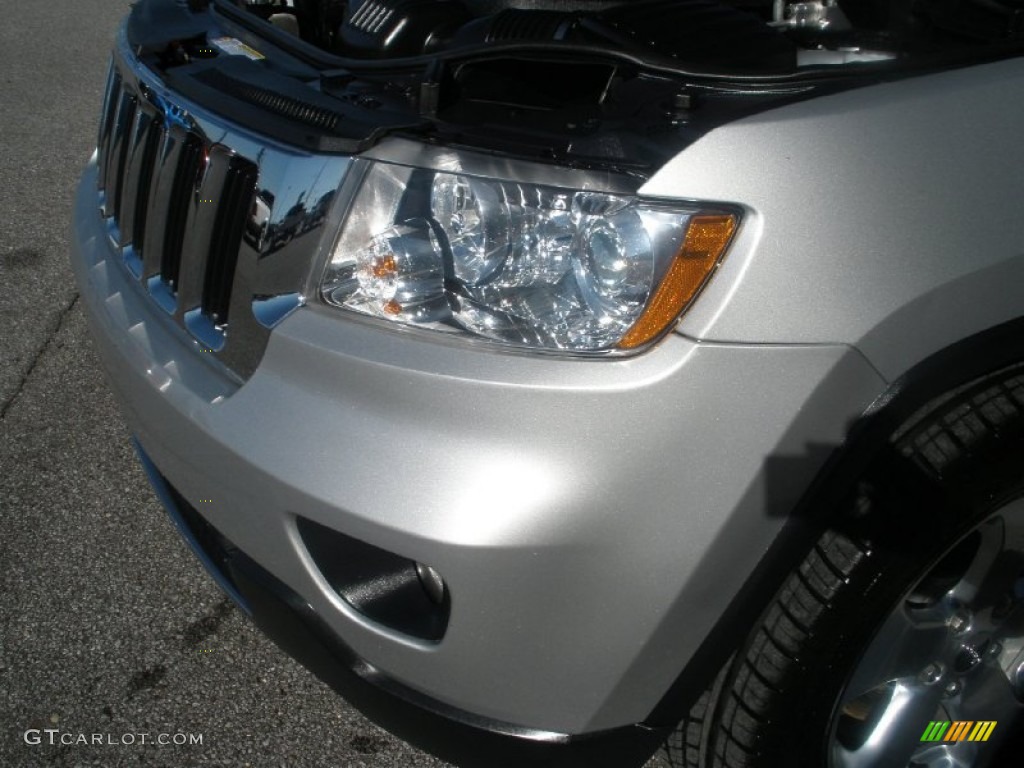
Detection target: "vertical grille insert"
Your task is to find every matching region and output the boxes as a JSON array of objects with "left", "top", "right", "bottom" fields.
[
  {"left": 109, "top": 94, "right": 138, "bottom": 224},
  {"left": 131, "top": 119, "right": 163, "bottom": 254},
  {"left": 203, "top": 159, "right": 258, "bottom": 325},
  {"left": 97, "top": 70, "right": 122, "bottom": 191},
  {"left": 162, "top": 135, "right": 205, "bottom": 291}
]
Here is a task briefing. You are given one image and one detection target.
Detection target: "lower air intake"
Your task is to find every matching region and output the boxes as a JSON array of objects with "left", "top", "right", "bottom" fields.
[{"left": 296, "top": 516, "right": 450, "bottom": 642}]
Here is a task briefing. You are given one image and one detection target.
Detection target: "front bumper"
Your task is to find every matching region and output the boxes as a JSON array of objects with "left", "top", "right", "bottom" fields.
[
  {"left": 72, "top": 150, "right": 887, "bottom": 766},
  {"left": 137, "top": 446, "right": 667, "bottom": 767}
]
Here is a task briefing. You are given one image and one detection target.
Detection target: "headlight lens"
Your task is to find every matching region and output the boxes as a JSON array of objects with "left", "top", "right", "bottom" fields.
[{"left": 321, "top": 160, "right": 737, "bottom": 354}]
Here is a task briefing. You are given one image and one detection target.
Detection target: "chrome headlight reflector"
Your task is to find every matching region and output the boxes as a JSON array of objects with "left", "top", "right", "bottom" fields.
[{"left": 321, "top": 160, "right": 737, "bottom": 355}]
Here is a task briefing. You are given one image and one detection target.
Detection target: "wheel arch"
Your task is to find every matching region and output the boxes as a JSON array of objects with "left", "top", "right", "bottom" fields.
[{"left": 644, "top": 312, "right": 1024, "bottom": 730}]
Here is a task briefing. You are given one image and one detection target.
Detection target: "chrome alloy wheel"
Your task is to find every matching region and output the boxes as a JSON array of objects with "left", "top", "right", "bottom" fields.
[{"left": 828, "top": 499, "right": 1024, "bottom": 768}]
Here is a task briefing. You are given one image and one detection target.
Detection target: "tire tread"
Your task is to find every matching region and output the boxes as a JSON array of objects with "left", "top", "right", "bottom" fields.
[{"left": 664, "top": 363, "right": 1024, "bottom": 768}]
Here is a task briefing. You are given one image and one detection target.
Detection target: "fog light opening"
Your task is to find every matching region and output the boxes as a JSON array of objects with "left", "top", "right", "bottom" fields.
[{"left": 296, "top": 515, "right": 451, "bottom": 642}]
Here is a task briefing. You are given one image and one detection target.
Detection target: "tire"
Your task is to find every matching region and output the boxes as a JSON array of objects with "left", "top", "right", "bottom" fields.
[{"left": 666, "top": 364, "right": 1024, "bottom": 768}]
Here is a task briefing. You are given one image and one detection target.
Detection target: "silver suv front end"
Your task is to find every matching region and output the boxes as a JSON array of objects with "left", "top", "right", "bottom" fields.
[{"left": 72, "top": 18, "right": 891, "bottom": 768}]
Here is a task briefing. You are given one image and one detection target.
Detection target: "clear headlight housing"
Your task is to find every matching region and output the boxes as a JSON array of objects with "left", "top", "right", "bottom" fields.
[{"left": 320, "top": 158, "right": 737, "bottom": 355}]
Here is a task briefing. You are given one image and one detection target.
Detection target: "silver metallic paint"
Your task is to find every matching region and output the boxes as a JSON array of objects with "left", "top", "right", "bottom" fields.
[
  {"left": 73, "top": 48, "right": 1024, "bottom": 741},
  {"left": 74, "top": 159, "right": 885, "bottom": 732},
  {"left": 647, "top": 58, "right": 1024, "bottom": 381}
]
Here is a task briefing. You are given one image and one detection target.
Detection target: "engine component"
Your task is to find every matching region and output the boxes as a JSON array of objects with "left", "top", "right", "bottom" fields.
[
  {"left": 449, "top": 7, "right": 580, "bottom": 46},
  {"left": 774, "top": 0, "right": 852, "bottom": 30},
  {"left": 596, "top": 0, "right": 796, "bottom": 71},
  {"left": 339, "top": 0, "right": 471, "bottom": 56},
  {"left": 461, "top": 0, "right": 620, "bottom": 12},
  {"left": 268, "top": 11, "right": 301, "bottom": 34}
]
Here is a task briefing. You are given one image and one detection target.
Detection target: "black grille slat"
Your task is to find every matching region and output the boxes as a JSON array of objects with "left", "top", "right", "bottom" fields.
[
  {"left": 141, "top": 128, "right": 184, "bottom": 281},
  {"left": 131, "top": 118, "right": 164, "bottom": 257},
  {"left": 117, "top": 107, "right": 156, "bottom": 250},
  {"left": 110, "top": 96, "right": 138, "bottom": 224},
  {"left": 202, "top": 159, "right": 258, "bottom": 324},
  {"left": 103, "top": 89, "right": 135, "bottom": 217},
  {"left": 175, "top": 149, "right": 229, "bottom": 320},
  {"left": 96, "top": 68, "right": 122, "bottom": 190},
  {"left": 161, "top": 135, "right": 205, "bottom": 290}
]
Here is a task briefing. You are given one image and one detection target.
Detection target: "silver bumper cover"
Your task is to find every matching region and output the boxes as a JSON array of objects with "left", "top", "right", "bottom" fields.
[{"left": 72, "top": 155, "right": 886, "bottom": 733}]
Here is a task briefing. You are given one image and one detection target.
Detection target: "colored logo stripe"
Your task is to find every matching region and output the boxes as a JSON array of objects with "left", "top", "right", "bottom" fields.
[
  {"left": 968, "top": 721, "right": 997, "bottom": 742},
  {"left": 920, "top": 721, "right": 950, "bottom": 742},
  {"left": 920, "top": 721, "right": 997, "bottom": 742},
  {"left": 947, "top": 721, "right": 972, "bottom": 741}
]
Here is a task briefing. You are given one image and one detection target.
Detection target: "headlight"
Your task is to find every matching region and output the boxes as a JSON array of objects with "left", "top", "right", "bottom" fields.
[{"left": 320, "top": 158, "right": 737, "bottom": 355}]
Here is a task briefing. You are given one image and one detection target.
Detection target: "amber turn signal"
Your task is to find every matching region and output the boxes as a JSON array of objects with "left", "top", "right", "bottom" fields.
[{"left": 618, "top": 214, "right": 737, "bottom": 350}]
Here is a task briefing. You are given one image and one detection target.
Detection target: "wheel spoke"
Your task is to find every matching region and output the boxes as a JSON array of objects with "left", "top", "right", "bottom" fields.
[
  {"left": 953, "top": 655, "right": 1024, "bottom": 726},
  {"left": 948, "top": 517, "right": 1008, "bottom": 613},
  {"left": 832, "top": 504, "right": 1024, "bottom": 768},
  {"left": 911, "top": 741, "right": 977, "bottom": 768},
  {"left": 832, "top": 681, "right": 945, "bottom": 768},
  {"left": 1000, "top": 501, "right": 1024, "bottom": 546},
  {"left": 839, "top": 604, "right": 950, "bottom": 709}
]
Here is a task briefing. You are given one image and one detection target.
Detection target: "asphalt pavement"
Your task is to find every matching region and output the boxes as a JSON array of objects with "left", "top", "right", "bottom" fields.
[{"left": 0, "top": 3, "right": 671, "bottom": 767}]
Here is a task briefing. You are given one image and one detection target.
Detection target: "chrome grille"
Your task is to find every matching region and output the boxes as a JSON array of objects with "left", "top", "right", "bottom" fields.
[
  {"left": 97, "top": 76, "right": 257, "bottom": 353},
  {"left": 95, "top": 35, "right": 351, "bottom": 380}
]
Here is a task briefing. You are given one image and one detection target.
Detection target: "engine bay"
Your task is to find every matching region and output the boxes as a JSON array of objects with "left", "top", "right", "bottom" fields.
[
  {"left": 232, "top": 0, "right": 1024, "bottom": 71},
  {"left": 123, "top": 0, "right": 1024, "bottom": 174}
]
